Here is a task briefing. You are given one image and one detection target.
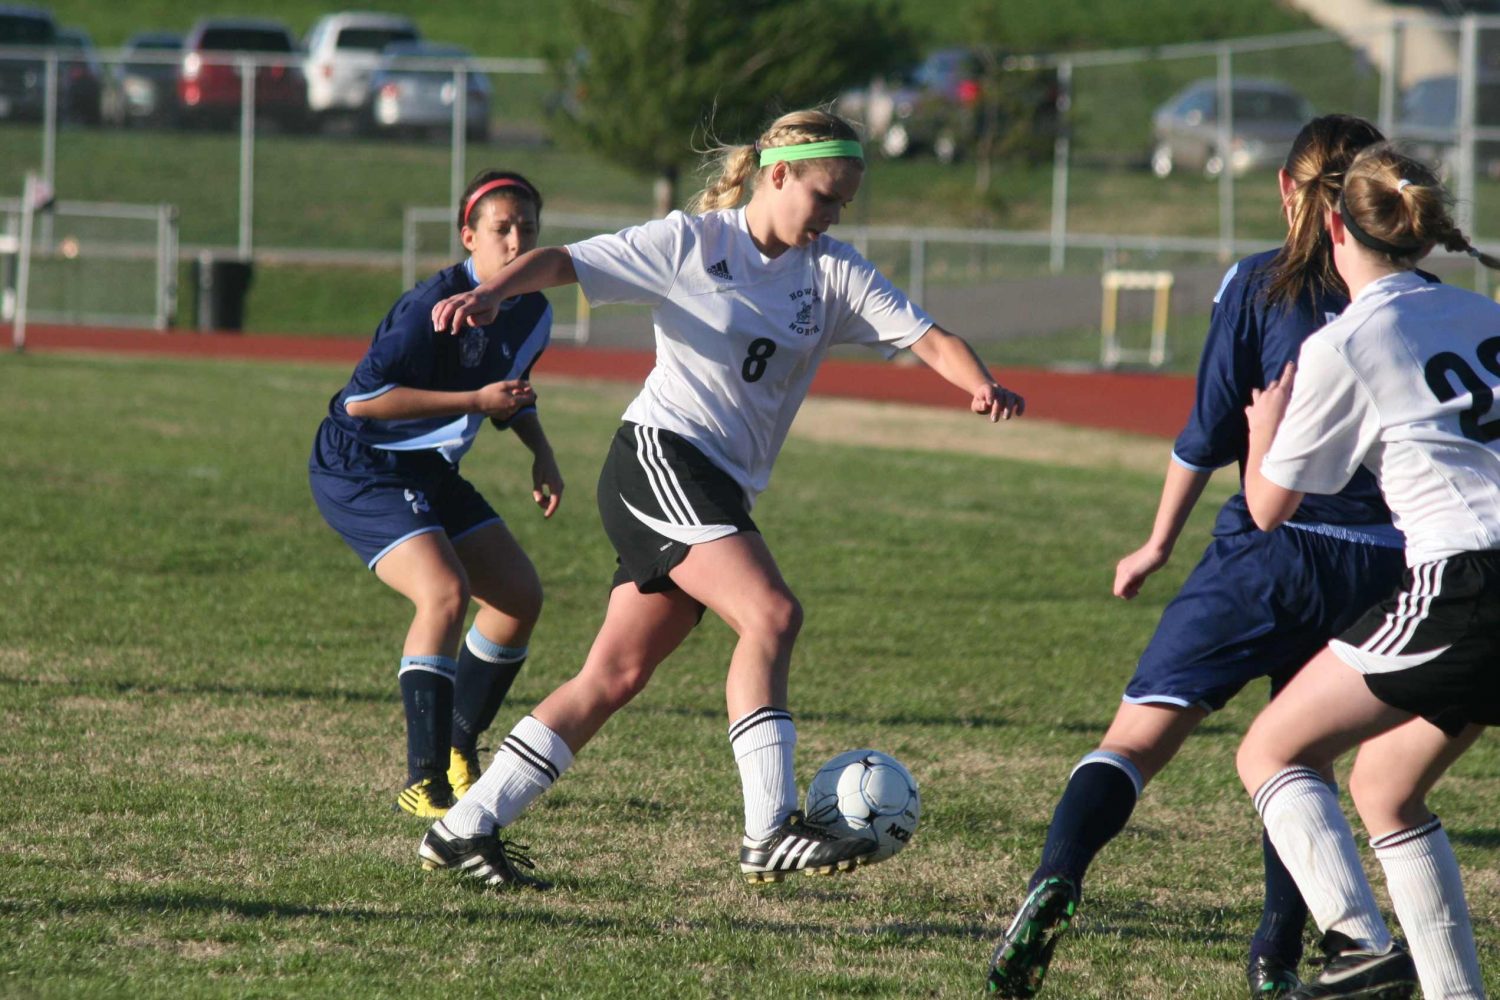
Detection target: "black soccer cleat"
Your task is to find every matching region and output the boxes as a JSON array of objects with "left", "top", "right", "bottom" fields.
[
  {"left": 1284, "top": 931, "right": 1417, "bottom": 999},
  {"left": 738, "top": 810, "right": 877, "bottom": 883},
  {"left": 986, "top": 875, "right": 1080, "bottom": 997},
  {"left": 418, "top": 819, "right": 551, "bottom": 891},
  {"left": 1248, "top": 954, "right": 1302, "bottom": 999}
]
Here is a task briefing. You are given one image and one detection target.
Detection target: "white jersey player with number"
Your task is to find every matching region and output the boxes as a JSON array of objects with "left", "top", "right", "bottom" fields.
[
  {"left": 1239, "top": 143, "right": 1496, "bottom": 1000},
  {"left": 414, "top": 109, "right": 1025, "bottom": 891},
  {"left": 1263, "top": 270, "right": 1500, "bottom": 570},
  {"left": 569, "top": 206, "right": 931, "bottom": 501}
]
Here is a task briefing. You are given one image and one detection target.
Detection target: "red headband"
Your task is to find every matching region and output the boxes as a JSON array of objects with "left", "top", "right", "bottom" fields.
[{"left": 462, "top": 178, "right": 538, "bottom": 227}]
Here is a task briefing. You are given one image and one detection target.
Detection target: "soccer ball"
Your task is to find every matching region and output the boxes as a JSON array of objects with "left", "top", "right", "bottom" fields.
[{"left": 804, "top": 749, "right": 920, "bottom": 864}]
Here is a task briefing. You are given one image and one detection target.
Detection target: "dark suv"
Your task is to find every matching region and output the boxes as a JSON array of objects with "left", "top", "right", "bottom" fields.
[
  {"left": 176, "top": 17, "right": 307, "bottom": 130},
  {"left": 0, "top": 4, "right": 57, "bottom": 121}
]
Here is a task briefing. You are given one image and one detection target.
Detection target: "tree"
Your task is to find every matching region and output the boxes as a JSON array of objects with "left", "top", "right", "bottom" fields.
[{"left": 552, "top": 0, "right": 917, "bottom": 215}]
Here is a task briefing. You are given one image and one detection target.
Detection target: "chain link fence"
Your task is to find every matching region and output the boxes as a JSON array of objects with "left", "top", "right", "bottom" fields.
[{"left": 4, "top": 15, "right": 1500, "bottom": 359}]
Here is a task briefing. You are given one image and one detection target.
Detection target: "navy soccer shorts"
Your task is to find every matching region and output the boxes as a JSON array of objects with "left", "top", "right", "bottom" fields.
[
  {"left": 1331, "top": 551, "right": 1500, "bottom": 735},
  {"left": 1123, "top": 525, "right": 1405, "bottom": 712},
  {"left": 310, "top": 453, "right": 501, "bottom": 569},
  {"left": 596, "top": 422, "right": 758, "bottom": 595}
]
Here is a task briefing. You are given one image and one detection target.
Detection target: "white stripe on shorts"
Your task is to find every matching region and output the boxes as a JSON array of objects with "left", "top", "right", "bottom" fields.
[
  {"left": 1364, "top": 560, "right": 1446, "bottom": 656},
  {"left": 634, "top": 425, "right": 701, "bottom": 527}
]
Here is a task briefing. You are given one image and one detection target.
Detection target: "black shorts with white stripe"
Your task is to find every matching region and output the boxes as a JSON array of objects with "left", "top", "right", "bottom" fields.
[
  {"left": 1329, "top": 550, "right": 1500, "bottom": 734},
  {"left": 596, "top": 422, "right": 758, "bottom": 595}
]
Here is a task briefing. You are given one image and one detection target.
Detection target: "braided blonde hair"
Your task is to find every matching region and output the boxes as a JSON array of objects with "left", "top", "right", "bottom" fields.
[
  {"left": 1341, "top": 143, "right": 1500, "bottom": 270},
  {"left": 687, "top": 109, "right": 862, "bottom": 214}
]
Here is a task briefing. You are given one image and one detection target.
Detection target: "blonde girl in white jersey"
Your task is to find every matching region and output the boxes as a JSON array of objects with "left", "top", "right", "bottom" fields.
[
  {"left": 417, "top": 108, "right": 1025, "bottom": 889},
  {"left": 1239, "top": 144, "right": 1499, "bottom": 999}
]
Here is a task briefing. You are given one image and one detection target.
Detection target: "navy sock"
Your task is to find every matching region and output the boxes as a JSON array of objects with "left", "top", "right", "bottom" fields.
[
  {"left": 398, "top": 656, "right": 456, "bottom": 784},
  {"left": 1249, "top": 826, "right": 1309, "bottom": 968},
  {"left": 1031, "top": 751, "right": 1143, "bottom": 891},
  {"left": 451, "top": 627, "right": 527, "bottom": 755}
]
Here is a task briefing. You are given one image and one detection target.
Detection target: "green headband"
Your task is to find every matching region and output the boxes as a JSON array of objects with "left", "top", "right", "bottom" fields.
[{"left": 758, "top": 139, "right": 864, "bottom": 167}]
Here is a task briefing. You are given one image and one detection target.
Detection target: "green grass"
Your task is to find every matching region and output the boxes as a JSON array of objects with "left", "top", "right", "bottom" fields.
[{"left": 2, "top": 351, "right": 1497, "bottom": 998}]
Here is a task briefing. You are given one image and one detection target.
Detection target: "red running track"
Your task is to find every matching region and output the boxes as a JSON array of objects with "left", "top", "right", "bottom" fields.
[{"left": 8, "top": 324, "right": 1196, "bottom": 440}]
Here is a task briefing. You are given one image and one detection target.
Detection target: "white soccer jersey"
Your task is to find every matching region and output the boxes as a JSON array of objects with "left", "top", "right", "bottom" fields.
[
  {"left": 566, "top": 209, "right": 933, "bottom": 500},
  {"left": 1262, "top": 270, "right": 1500, "bottom": 565}
]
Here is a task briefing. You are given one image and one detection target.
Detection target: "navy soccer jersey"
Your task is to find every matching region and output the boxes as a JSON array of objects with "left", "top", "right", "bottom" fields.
[
  {"left": 309, "top": 259, "right": 551, "bottom": 567},
  {"left": 1125, "top": 249, "right": 1408, "bottom": 710},
  {"left": 314, "top": 259, "right": 551, "bottom": 475},
  {"left": 1175, "top": 249, "right": 1394, "bottom": 538}
]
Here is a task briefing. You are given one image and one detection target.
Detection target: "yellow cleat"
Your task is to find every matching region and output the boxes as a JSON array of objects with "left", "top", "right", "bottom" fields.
[
  {"left": 448, "top": 748, "right": 482, "bottom": 799},
  {"left": 396, "top": 777, "right": 456, "bottom": 818}
]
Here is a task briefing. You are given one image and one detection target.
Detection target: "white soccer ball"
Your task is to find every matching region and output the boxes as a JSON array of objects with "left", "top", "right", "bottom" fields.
[{"left": 804, "top": 749, "right": 920, "bottom": 864}]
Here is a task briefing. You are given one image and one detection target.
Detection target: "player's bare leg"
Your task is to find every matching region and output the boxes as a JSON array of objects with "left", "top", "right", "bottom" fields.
[{"left": 667, "top": 534, "right": 874, "bottom": 881}]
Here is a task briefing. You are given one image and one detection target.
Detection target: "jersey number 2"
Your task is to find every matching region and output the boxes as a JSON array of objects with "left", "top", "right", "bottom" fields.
[
  {"left": 741, "top": 338, "right": 777, "bottom": 383},
  {"left": 1424, "top": 335, "right": 1500, "bottom": 442}
]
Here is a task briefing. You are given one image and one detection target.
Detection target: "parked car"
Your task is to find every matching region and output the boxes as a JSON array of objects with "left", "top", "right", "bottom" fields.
[
  {"left": 303, "top": 11, "right": 419, "bottom": 129},
  {"left": 1150, "top": 78, "right": 1314, "bottom": 178},
  {"left": 176, "top": 17, "right": 307, "bottom": 131},
  {"left": 368, "top": 41, "right": 489, "bottom": 141},
  {"left": 0, "top": 3, "right": 56, "bottom": 121},
  {"left": 837, "top": 47, "right": 1058, "bottom": 163},
  {"left": 101, "top": 30, "right": 181, "bottom": 127},
  {"left": 1395, "top": 74, "right": 1500, "bottom": 178},
  {"left": 54, "top": 26, "right": 101, "bottom": 124}
]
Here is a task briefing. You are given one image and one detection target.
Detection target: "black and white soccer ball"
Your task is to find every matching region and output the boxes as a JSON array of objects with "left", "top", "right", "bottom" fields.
[{"left": 804, "top": 749, "right": 920, "bottom": 864}]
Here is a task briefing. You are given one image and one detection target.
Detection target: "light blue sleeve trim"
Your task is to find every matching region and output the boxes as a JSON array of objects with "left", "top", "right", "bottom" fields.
[
  {"left": 508, "top": 302, "right": 551, "bottom": 381},
  {"left": 367, "top": 525, "right": 443, "bottom": 569},
  {"left": 1212, "top": 261, "right": 1240, "bottom": 305},
  {"left": 373, "top": 414, "right": 474, "bottom": 452},
  {"left": 1170, "top": 450, "right": 1227, "bottom": 474},
  {"left": 346, "top": 383, "right": 399, "bottom": 404}
]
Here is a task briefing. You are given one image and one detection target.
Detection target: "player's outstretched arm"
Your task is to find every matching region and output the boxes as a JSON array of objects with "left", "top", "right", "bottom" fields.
[
  {"left": 907, "top": 325, "right": 1024, "bottom": 422},
  {"left": 432, "top": 247, "right": 579, "bottom": 333},
  {"left": 509, "top": 411, "right": 564, "bottom": 518},
  {"left": 345, "top": 380, "right": 535, "bottom": 421},
  {"left": 1114, "top": 461, "right": 1214, "bottom": 599}
]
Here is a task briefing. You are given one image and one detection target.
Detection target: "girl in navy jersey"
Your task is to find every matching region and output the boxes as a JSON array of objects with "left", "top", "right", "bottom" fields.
[
  {"left": 1238, "top": 144, "right": 1496, "bottom": 1000},
  {"left": 309, "top": 170, "right": 562, "bottom": 819},
  {"left": 416, "top": 108, "right": 1024, "bottom": 890},
  {"left": 987, "top": 117, "right": 1406, "bottom": 1000}
]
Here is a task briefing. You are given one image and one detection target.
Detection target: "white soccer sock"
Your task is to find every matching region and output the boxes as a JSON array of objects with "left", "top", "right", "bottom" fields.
[
  {"left": 1254, "top": 766, "right": 1393, "bottom": 953},
  {"left": 1373, "top": 817, "right": 1485, "bottom": 1000},
  {"left": 729, "top": 706, "right": 797, "bottom": 841},
  {"left": 443, "top": 715, "right": 574, "bottom": 838}
]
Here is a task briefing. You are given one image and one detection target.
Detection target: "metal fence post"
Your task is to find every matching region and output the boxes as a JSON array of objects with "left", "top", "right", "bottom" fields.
[
  {"left": 1049, "top": 58, "right": 1073, "bottom": 274},
  {"left": 1216, "top": 45, "right": 1234, "bottom": 262},
  {"left": 449, "top": 65, "right": 468, "bottom": 261},
  {"left": 238, "top": 56, "right": 256, "bottom": 258},
  {"left": 1378, "top": 19, "right": 1401, "bottom": 136},
  {"left": 908, "top": 235, "right": 926, "bottom": 308}
]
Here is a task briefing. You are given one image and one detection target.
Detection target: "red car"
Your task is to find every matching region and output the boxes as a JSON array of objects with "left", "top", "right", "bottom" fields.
[{"left": 176, "top": 17, "right": 306, "bottom": 131}]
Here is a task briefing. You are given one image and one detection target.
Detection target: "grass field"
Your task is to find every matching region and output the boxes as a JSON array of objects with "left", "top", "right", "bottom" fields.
[{"left": 2, "top": 350, "right": 1496, "bottom": 998}]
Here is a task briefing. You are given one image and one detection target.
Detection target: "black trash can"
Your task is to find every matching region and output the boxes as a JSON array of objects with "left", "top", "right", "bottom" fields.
[{"left": 192, "top": 253, "right": 254, "bottom": 332}]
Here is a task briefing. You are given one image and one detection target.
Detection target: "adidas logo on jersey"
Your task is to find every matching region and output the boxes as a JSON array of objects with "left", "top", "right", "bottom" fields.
[{"left": 706, "top": 259, "right": 733, "bottom": 281}]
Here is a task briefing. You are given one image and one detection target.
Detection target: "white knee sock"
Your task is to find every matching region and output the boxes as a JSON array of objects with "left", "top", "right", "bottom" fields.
[
  {"left": 444, "top": 715, "right": 573, "bottom": 838},
  {"left": 1373, "top": 817, "right": 1485, "bottom": 1000},
  {"left": 1254, "top": 766, "right": 1393, "bottom": 952},
  {"left": 729, "top": 707, "right": 797, "bottom": 840}
]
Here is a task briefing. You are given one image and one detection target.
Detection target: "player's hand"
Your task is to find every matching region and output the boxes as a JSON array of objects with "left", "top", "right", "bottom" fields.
[
  {"left": 432, "top": 287, "right": 501, "bottom": 334},
  {"left": 973, "top": 382, "right": 1025, "bottom": 422},
  {"left": 1246, "top": 362, "right": 1296, "bottom": 441},
  {"left": 1114, "top": 542, "right": 1170, "bottom": 599},
  {"left": 532, "top": 451, "right": 564, "bottom": 518},
  {"left": 474, "top": 379, "right": 536, "bottom": 420}
]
